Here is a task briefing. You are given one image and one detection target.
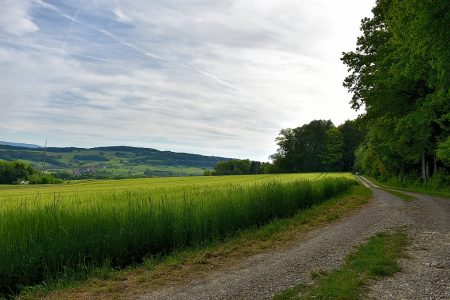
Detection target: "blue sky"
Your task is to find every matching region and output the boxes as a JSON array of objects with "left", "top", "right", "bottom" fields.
[{"left": 0, "top": 0, "right": 374, "bottom": 161}]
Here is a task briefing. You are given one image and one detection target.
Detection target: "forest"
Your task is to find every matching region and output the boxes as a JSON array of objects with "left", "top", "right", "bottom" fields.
[
  {"left": 271, "top": 0, "right": 449, "bottom": 188},
  {"left": 344, "top": 0, "right": 449, "bottom": 183}
]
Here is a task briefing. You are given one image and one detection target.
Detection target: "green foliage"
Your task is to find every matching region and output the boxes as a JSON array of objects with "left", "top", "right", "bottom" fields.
[
  {"left": 270, "top": 120, "right": 361, "bottom": 173},
  {"left": 368, "top": 173, "right": 450, "bottom": 198},
  {"left": 213, "top": 159, "right": 262, "bottom": 175},
  {"left": 250, "top": 161, "right": 263, "bottom": 174},
  {"left": 271, "top": 120, "right": 333, "bottom": 172},
  {"left": 73, "top": 155, "right": 109, "bottom": 162},
  {"left": 28, "top": 173, "right": 63, "bottom": 184},
  {"left": 0, "top": 175, "right": 356, "bottom": 296},
  {"left": 262, "top": 162, "right": 279, "bottom": 174},
  {"left": 338, "top": 120, "right": 365, "bottom": 171},
  {"left": 52, "top": 171, "right": 73, "bottom": 180},
  {"left": 437, "top": 137, "right": 450, "bottom": 166},
  {"left": 319, "top": 128, "right": 344, "bottom": 171},
  {"left": 0, "top": 160, "right": 62, "bottom": 184},
  {"left": 342, "top": 0, "right": 450, "bottom": 181},
  {"left": 0, "top": 160, "right": 35, "bottom": 184}
]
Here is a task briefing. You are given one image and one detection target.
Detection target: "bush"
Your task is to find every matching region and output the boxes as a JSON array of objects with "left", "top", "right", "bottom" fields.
[
  {"left": 437, "top": 137, "right": 450, "bottom": 166},
  {"left": 375, "top": 170, "right": 450, "bottom": 192},
  {"left": 28, "top": 173, "right": 63, "bottom": 184},
  {"left": 0, "top": 160, "right": 35, "bottom": 184},
  {"left": 425, "top": 170, "right": 450, "bottom": 190}
]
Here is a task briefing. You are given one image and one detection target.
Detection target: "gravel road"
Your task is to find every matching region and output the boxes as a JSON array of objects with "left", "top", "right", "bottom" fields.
[{"left": 140, "top": 179, "right": 450, "bottom": 300}]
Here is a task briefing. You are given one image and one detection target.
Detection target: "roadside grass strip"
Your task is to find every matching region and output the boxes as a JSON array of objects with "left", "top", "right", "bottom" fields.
[
  {"left": 366, "top": 176, "right": 450, "bottom": 199},
  {"left": 359, "top": 176, "right": 414, "bottom": 202},
  {"left": 384, "top": 190, "right": 415, "bottom": 202},
  {"left": 274, "top": 230, "right": 408, "bottom": 300}
]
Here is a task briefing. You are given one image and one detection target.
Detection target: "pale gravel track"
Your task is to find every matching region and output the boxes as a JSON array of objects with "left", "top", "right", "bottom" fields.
[
  {"left": 139, "top": 179, "right": 450, "bottom": 300},
  {"left": 368, "top": 190, "right": 450, "bottom": 300}
]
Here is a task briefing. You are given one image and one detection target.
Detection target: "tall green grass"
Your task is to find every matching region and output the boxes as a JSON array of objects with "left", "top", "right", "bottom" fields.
[{"left": 0, "top": 177, "right": 356, "bottom": 295}]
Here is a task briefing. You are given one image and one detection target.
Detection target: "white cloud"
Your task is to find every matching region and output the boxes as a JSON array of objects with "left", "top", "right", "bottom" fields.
[
  {"left": 0, "top": 0, "right": 375, "bottom": 161},
  {"left": 0, "top": 0, "right": 38, "bottom": 36},
  {"left": 113, "top": 8, "right": 132, "bottom": 24}
]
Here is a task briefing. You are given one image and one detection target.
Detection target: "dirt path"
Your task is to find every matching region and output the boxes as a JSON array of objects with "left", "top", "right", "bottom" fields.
[
  {"left": 368, "top": 188, "right": 450, "bottom": 299},
  {"left": 139, "top": 179, "right": 449, "bottom": 299}
]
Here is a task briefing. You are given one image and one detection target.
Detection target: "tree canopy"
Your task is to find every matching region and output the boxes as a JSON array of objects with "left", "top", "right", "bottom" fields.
[
  {"left": 342, "top": 0, "right": 449, "bottom": 181},
  {"left": 211, "top": 159, "right": 264, "bottom": 176},
  {"left": 0, "top": 161, "right": 35, "bottom": 184},
  {"left": 270, "top": 119, "right": 362, "bottom": 173},
  {"left": 0, "top": 160, "right": 62, "bottom": 184}
]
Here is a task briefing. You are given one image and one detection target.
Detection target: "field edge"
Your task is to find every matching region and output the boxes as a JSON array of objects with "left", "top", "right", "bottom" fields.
[{"left": 19, "top": 183, "right": 372, "bottom": 300}]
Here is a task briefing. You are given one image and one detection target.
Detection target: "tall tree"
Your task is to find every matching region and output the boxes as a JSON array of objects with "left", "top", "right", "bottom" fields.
[
  {"left": 271, "top": 120, "right": 335, "bottom": 172},
  {"left": 338, "top": 119, "right": 364, "bottom": 171},
  {"left": 342, "top": 0, "right": 449, "bottom": 180},
  {"left": 319, "top": 128, "right": 344, "bottom": 171}
]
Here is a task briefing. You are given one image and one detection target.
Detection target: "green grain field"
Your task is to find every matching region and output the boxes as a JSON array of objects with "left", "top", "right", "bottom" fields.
[{"left": 0, "top": 173, "right": 356, "bottom": 296}]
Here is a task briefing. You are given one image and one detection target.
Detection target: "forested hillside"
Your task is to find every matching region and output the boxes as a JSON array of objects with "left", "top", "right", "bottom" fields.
[
  {"left": 0, "top": 145, "right": 231, "bottom": 179},
  {"left": 341, "top": 0, "right": 449, "bottom": 184}
]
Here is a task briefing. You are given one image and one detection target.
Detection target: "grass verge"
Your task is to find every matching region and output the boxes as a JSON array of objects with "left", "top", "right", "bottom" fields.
[
  {"left": 384, "top": 190, "right": 414, "bottom": 202},
  {"left": 18, "top": 184, "right": 371, "bottom": 300},
  {"left": 274, "top": 230, "right": 408, "bottom": 300},
  {"left": 367, "top": 176, "right": 450, "bottom": 199}
]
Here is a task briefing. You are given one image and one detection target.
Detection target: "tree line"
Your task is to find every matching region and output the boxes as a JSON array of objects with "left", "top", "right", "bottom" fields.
[
  {"left": 341, "top": 0, "right": 449, "bottom": 183},
  {"left": 0, "top": 161, "right": 62, "bottom": 184},
  {"left": 206, "top": 159, "right": 270, "bottom": 176},
  {"left": 269, "top": 119, "right": 363, "bottom": 173},
  {"left": 209, "top": 119, "right": 363, "bottom": 176},
  {"left": 212, "top": 0, "right": 449, "bottom": 184}
]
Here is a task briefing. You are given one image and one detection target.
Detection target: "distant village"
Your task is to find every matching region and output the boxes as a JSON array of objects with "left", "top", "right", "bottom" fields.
[{"left": 72, "top": 164, "right": 107, "bottom": 177}]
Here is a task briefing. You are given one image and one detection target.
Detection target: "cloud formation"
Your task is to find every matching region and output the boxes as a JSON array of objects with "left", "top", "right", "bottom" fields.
[
  {"left": 0, "top": 1, "right": 38, "bottom": 35},
  {"left": 0, "top": 0, "right": 374, "bottom": 161}
]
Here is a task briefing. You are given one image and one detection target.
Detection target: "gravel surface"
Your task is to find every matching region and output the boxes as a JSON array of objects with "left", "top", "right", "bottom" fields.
[
  {"left": 368, "top": 192, "right": 450, "bottom": 300},
  {"left": 139, "top": 179, "right": 450, "bottom": 300}
]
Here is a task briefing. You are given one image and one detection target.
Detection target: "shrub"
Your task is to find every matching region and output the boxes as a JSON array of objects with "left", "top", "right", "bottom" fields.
[
  {"left": 0, "top": 160, "right": 35, "bottom": 184},
  {"left": 28, "top": 173, "right": 63, "bottom": 184}
]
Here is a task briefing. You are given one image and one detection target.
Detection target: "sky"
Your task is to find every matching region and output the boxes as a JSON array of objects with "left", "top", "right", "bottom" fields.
[{"left": 0, "top": 0, "right": 375, "bottom": 161}]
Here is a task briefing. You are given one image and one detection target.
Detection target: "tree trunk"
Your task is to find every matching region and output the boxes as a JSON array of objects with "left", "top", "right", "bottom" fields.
[
  {"left": 421, "top": 152, "right": 426, "bottom": 180},
  {"left": 426, "top": 160, "right": 430, "bottom": 181},
  {"left": 434, "top": 154, "right": 437, "bottom": 175}
]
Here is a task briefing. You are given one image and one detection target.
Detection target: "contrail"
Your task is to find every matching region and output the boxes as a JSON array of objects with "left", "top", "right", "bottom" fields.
[
  {"left": 62, "top": 8, "right": 81, "bottom": 52},
  {"left": 0, "top": 38, "right": 115, "bottom": 64},
  {"left": 37, "top": 1, "right": 177, "bottom": 61},
  {"left": 36, "top": 0, "right": 254, "bottom": 96}
]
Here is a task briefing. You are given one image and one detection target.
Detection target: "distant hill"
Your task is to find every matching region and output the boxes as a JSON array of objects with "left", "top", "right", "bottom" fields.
[
  {"left": 0, "top": 144, "right": 232, "bottom": 179},
  {"left": 0, "top": 141, "right": 41, "bottom": 148}
]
